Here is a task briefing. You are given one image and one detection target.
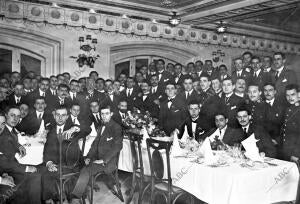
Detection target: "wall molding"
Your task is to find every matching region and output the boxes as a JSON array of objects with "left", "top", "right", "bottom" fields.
[{"left": 0, "top": 0, "right": 300, "bottom": 55}]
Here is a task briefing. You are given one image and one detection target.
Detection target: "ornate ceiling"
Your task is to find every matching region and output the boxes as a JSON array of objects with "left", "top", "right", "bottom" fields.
[{"left": 11, "top": 0, "right": 300, "bottom": 42}]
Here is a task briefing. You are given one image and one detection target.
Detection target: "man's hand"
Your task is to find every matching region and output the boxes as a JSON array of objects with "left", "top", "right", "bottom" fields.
[
  {"left": 64, "top": 127, "right": 81, "bottom": 139},
  {"left": 93, "top": 160, "right": 104, "bottom": 165},
  {"left": 1, "top": 177, "right": 15, "bottom": 187},
  {"left": 47, "top": 162, "right": 58, "bottom": 172},
  {"left": 26, "top": 166, "right": 37, "bottom": 173},
  {"left": 84, "top": 158, "right": 90, "bottom": 165},
  {"left": 18, "top": 145, "right": 26, "bottom": 157},
  {"left": 291, "top": 156, "right": 299, "bottom": 163}
]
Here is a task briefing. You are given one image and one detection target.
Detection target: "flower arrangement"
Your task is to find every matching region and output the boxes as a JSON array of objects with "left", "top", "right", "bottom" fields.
[
  {"left": 123, "top": 109, "right": 157, "bottom": 129},
  {"left": 210, "top": 136, "right": 227, "bottom": 151}
]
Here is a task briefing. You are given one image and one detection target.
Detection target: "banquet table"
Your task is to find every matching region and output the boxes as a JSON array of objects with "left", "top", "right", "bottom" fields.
[
  {"left": 15, "top": 140, "right": 44, "bottom": 165},
  {"left": 118, "top": 138, "right": 300, "bottom": 204}
]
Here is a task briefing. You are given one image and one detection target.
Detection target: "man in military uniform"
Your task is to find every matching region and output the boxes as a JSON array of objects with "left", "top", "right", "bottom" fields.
[{"left": 280, "top": 84, "right": 300, "bottom": 162}]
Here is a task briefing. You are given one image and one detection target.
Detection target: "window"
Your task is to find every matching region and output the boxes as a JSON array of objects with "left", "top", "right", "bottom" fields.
[{"left": 0, "top": 48, "right": 12, "bottom": 75}]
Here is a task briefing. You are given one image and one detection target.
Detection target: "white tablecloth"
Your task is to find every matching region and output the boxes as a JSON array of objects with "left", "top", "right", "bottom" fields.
[
  {"left": 15, "top": 142, "right": 44, "bottom": 165},
  {"left": 118, "top": 139, "right": 299, "bottom": 204}
]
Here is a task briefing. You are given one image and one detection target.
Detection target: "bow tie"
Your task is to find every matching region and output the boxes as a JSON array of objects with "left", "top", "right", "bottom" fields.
[{"left": 168, "top": 98, "right": 173, "bottom": 102}]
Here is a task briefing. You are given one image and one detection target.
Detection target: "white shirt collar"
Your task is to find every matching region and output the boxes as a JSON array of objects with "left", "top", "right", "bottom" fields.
[
  {"left": 57, "top": 124, "right": 65, "bottom": 133},
  {"left": 225, "top": 92, "right": 234, "bottom": 98},
  {"left": 242, "top": 124, "right": 250, "bottom": 133},
  {"left": 235, "top": 92, "right": 244, "bottom": 98},
  {"left": 266, "top": 98, "right": 275, "bottom": 106},
  {"left": 14, "top": 95, "right": 21, "bottom": 100},
  {"left": 39, "top": 89, "right": 45, "bottom": 96},
  {"left": 265, "top": 67, "right": 271, "bottom": 72},
  {"left": 255, "top": 69, "right": 261, "bottom": 76},
  {"left": 5, "top": 124, "right": 13, "bottom": 132},
  {"left": 185, "top": 89, "right": 193, "bottom": 95},
  {"left": 237, "top": 70, "right": 242, "bottom": 74},
  {"left": 276, "top": 66, "right": 284, "bottom": 75},
  {"left": 36, "top": 110, "right": 44, "bottom": 117},
  {"left": 218, "top": 125, "right": 227, "bottom": 141}
]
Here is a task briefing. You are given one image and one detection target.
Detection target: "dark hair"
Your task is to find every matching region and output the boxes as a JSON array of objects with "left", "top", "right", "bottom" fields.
[
  {"left": 40, "top": 77, "right": 50, "bottom": 83},
  {"left": 100, "top": 105, "right": 112, "bottom": 112},
  {"left": 63, "top": 72, "right": 70, "bottom": 77},
  {"left": 165, "top": 82, "right": 176, "bottom": 88},
  {"left": 13, "top": 82, "right": 24, "bottom": 88},
  {"left": 263, "top": 82, "right": 276, "bottom": 89},
  {"left": 205, "top": 60, "right": 212, "bottom": 64},
  {"left": 248, "top": 83, "right": 261, "bottom": 91},
  {"left": 105, "top": 79, "right": 113, "bottom": 83},
  {"left": 251, "top": 56, "right": 261, "bottom": 62},
  {"left": 188, "top": 100, "right": 200, "bottom": 107},
  {"left": 199, "top": 73, "right": 211, "bottom": 81},
  {"left": 89, "top": 71, "right": 99, "bottom": 76},
  {"left": 5, "top": 105, "right": 20, "bottom": 115},
  {"left": 195, "top": 60, "right": 203, "bottom": 65},
  {"left": 263, "top": 56, "right": 273, "bottom": 63},
  {"left": 237, "top": 105, "right": 251, "bottom": 115},
  {"left": 70, "top": 79, "right": 79, "bottom": 84},
  {"left": 54, "top": 104, "right": 68, "bottom": 112},
  {"left": 11, "top": 71, "right": 20, "bottom": 75},
  {"left": 187, "top": 62, "right": 195, "bottom": 67},
  {"left": 58, "top": 84, "right": 70, "bottom": 91},
  {"left": 273, "top": 52, "right": 286, "bottom": 60},
  {"left": 214, "top": 111, "right": 228, "bottom": 119},
  {"left": 184, "top": 76, "right": 193, "bottom": 82},
  {"left": 242, "top": 51, "right": 253, "bottom": 57},
  {"left": 174, "top": 63, "right": 182, "bottom": 68},
  {"left": 167, "top": 63, "right": 174, "bottom": 67},
  {"left": 34, "top": 97, "right": 46, "bottom": 103},
  {"left": 219, "top": 64, "right": 228, "bottom": 71},
  {"left": 96, "top": 78, "right": 105, "bottom": 83},
  {"left": 157, "top": 59, "right": 165, "bottom": 65},
  {"left": 222, "top": 77, "right": 234, "bottom": 84},
  {"left": 233, "top": 57, "right": 243, "bottom": 63},
  {"left": 50, "top": 75, "right": 57, "bottom": 79},
  {"left": 71, "top": 102, "right": 80, "bottom": 108},
  {"left": 285, "top": 84, "right": 299, "bottom": 92}
]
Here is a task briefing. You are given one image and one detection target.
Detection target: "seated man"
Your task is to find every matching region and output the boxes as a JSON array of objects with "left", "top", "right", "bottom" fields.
[
  {"left": 42, "top": 105, "right": 84, "bottom": 202},
  {"left": 236, "top": 106, "right": 277, "bottom": 158},
  {"left": 71, "top": 105, "right": 123, "bottom": 200},
  {"left": 16, "top": 103, "right": 30, "bottom": 132},
  {"left": 112, "top": 99, "right": 129, "bottom": 129},
  {"left": 177, "top": 100, "right": 209, "bottom": 142},
  {"left": 204, "top": 112, "right": 244, "bottom": 146},
  {"left": 0, "top": 108, "right": 41, "bottom": 204}
]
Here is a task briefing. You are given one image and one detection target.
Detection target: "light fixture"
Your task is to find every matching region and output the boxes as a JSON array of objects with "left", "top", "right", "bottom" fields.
[
  {"left": 169, "top": 12, "right": 181, "bottom": 27},
  {"left": 52, "top": 3, "right": 59, "bottom": 7},
  {"left": 70, "top": 35, "right": 100, "bottom": 68},
  {"left": 152, "top": 19, "right": 158, "bottom": 23},
  {"left": 121, "top": 14, "right": 128, "bottom": 19},
  {"left": 216, "top": 21, "right": 227, "bottom": 33},
  {"left": 89, "top": 9, "right": 96, "bottom": 14},
  {"left": 161, "top": 0, "right": 177, "bottom": 7}
]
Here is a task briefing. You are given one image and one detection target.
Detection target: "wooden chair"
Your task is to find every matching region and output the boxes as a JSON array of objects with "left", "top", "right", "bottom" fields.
[
  {"left": 57, "top": 135, "right": 86, "bottom": 203},
  {"left": 125, "top": 130, "right": 149, "bottom": 204},
  {"left": 146, "top": 138, "right": 192, "bottom": 204},
  {"left": 90, "top": 152, "right": 124, "bottom": 204}
]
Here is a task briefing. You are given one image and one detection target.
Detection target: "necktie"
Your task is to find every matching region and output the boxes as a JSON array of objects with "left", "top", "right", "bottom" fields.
[
  {"left": 11, "top": 128, "right": 18, "bottom": 141},
  {"left": 73, "top": 118, "right": 76, "bottom": 124},
  {"left": 219, "top": 129, "right": 222, "bottom": 136},
  {"left": 42, "top": 92, "right": 45, "bottom": 97},
  {"left": 127, "top": 90, "right": 130, "bottom": 97},
  {"left": 168, "top": 98, "right": 173, "bottom": 103},
  {"left": 237, "top": 72, "right": 241, "bottom": 77},
  {"left": 96, "top": 114, "right": 100, "bottom": 123},
  {"left": 275, "top": 71, "right": 280, "bottom": 80},
  {"left": 16, "top": 97, "right": 20, "bottom": 104},
  {"left": 100, "top": 125, "right": 105, "bottom": 135},
  {"left": 152, "top": 88, "right": 156, "bottom": 94},
  {"left": 58, "top": 127, "right": 63, "bottom": 135},
  {"left": 122, "top": 113, "right": 126, "bottom": 119},
  {"left": 243, "top": 128, "right": 247, "bottom": 135},
  {"left": 53, "top": 90, "right": 56, "bottom": 95},
  {"left": 225, "top": 97, "right": 229, "bottom": 104},
  {"left": 38, "top": 113, "right": 42, "bottom": 122},
  {"left": 187, "top": 92, "right": 191, "bottom": 99}
]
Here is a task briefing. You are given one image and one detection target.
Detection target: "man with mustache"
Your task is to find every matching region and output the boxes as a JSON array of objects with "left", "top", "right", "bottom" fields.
[{"left": 46, "top": 84, "right": 72, "bottom": 113}]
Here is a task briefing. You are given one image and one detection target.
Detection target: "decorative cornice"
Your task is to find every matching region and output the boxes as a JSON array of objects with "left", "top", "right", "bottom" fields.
[{"left": 0, "top": 0, "right": 300, "bottom": 55}]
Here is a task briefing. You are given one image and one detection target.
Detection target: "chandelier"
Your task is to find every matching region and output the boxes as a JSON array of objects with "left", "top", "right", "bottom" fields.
[
  {"left": 169, "top": 11, "right": 181, "bottom": 27},
  {"left": 161, "top": 0, "right": 177, "bottom": 7},
  {"left": 70, "top": 35, "right": 100, "bottom": 68}
]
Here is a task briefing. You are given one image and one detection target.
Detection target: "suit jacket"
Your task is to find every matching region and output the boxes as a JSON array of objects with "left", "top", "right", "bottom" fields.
[
  {"left": 245, "top": 101, "right": 267, "bottom": 126},
  {"left": 243, "top": 124, "right": 277, "bottom": 158},
  {"left": 7, "top": 94, "right": 26, "bottom": 106},
  {"left": 120, "top": 88, "right": 140, "bottom": 111},
  {"left": 221, "top": 93, "right": 245, "bottom": 128},
  {"left": 271, "top": 67, "right": 298, "bottom": 96},
  {"left": 200, "top": 94, "right": 223, "bottom": 129},
  {"left": 46, "top": 96, "right": 72, "bottom": 113},
  {"left": 204, "top": 127, "right": 244, "bottom": 146},
  {"left": 157, "top": 71, "right": 174, "bottom": 91},
  {"left": 174, "top": 74, "right": 187, "bottom": 87},
  {"left": 264, "top": 98, "right": 286, "bottom": 142},
  {"left": 0, "top": 126, "right": 21, "bottom": 161},
  {"left": 231, "top": 69, "right": 251, "bottom": 83},
  {"left": 280, "top": 105, "right": 300, "bottom": 160},
  {"left": 159, "top": 95, "right": 187, "bottom": 136},
  {"left": 111, "top": 111, "right": 129, "bottom": 129},
  {"left": 178, "top": 116, "right": 210, "bottom": 141},
  {"left": 43, "top": 121, "right": 83, "bottom": 166},
  {"left": 66, "top": 116, "right": 92, "bottom": 139},
  {"left": 88, "top": 112, "right": 102, "bottom": 130},
  {"left": 249, "top": 69, "right": 272, "bottom": 88},
  {"left": 134, "top": 94, "right": 160, "bottom": 118},
  {"left": 177, "top": 89, "right": 199, "bottom": 106},
  {"left": 150, "top": 86, "right": 165, "bottom": 102},
  {"left": 100, "top": 93, "right": 121, "bottom": 112},
  {"left": 87, "top": 120, "right": 123, "bottom": 172},
  {"left": 24, "top": 89, "right": 52, "bottom": 107}
]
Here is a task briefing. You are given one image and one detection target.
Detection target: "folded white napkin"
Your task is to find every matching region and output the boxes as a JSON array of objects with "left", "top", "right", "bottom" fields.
[
  {"left": 141, "top": 127, "right": 149, "bottom": 148},
  {"left": 201, "top": 137, "right": 216, "bottom": 164},
  {"left": 241, "top": 134, "right": 263, "bottom": 162},
  {"left": 170, "top": 130, "right": 186, "bottom": 157},
  {"left": 90, "top": 122, "right": 97, "bottom": 137}
]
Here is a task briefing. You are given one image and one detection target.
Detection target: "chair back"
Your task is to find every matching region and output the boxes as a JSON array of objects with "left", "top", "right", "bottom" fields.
[
  {"left": 62, "top": 139, "right": 81, "bottom": 168},
  {"left": 146, "top": 138, "right": 172, "bottom": 191},
  {"left": 128, "top": 130, "right": 144, "bottom": 175}
]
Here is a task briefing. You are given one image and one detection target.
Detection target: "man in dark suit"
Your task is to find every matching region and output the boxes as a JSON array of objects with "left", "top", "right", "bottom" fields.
[
  {"left": 271, "top": 52, "right": 298, "bottom": 98},
  {"left": 120, "top": 77, "right": 139, "bottom": 111},
  {"left": 0, "top": 108, "right": 41, "bottom": 204},
  {"left": 18, "top": 97, "right": 53, "bottom": 135},
  {"left": 249, "top": 56, "right": 272, "bottom": 88},
  {"left": 7, "top": 83, "right": 26, "bottom": 106},
  {"left": 24, "top": 77, "right": 51, "bottom": 107},
  {"left": 16, "top": 103, "right": 30, "bottom": 132},
  {"left": 173, "top": 63, "right": 186, "bottom": 87},
  {"left": 101, "top": 80, "right": 121, "bottom": 112},
  {"left": 42, "top": 105, "right": 84, "bottom": 201},
  {"left": 177, "top": 76, "right": 199, "bottom": 106},
  {"left": 47, "top": 75, "right": 58, "bottom": 97},
  {"left": 263, "top": 83, "right": 286, "bottom": 145},
  {"left": 204, "top": 112, "right": 244, "bottom": 146},
  {"left": 69, "top": 79, "right": 89, "bottom": 117},
  {"left": 156, "top": 59, "right": 174, "bottom": 90},
  {"left": 211, "top": 76, "right": 223, "bottom": 98},
  {"left": 234, "top": 77, "right": 247, "bottom": 99},
  {"left": 279, "top": 84, "right": 300, "bottom": 162},
  {"left": 88, "top": 100, "right": 102, "bottom": 129},
  {"left": 231, "top": 58, "right": 251, "bottom": 84},
  {"left": 112, "top": 99, "right": 128, "bottom": 128},
  {"left": 177, "top": 101, "right": 209, "bottom": 142},
  {"left": 159, "top": 82, "right": 187, "bottom": 136},
  {"left": 262, "top": 56, "right": 274, "bottom": 74},
  {"left": 221, "top": 77, "right": 245, "bottom": 128},
  {"left": 245, "top": 84, "right": 267, "bottom": 126},
  {"left": 47, "top": 84, "right": 72, "bottom": 113},
  {"left": 71, "top": 105, "right": 123, "bottom": 199},
  {"left": 149, "top": 75, "right": 165, "bottom": 102},
  {"left": 82, "top": 77, "right": 103, "bottom": 104},
  {"left": 134, "top": 81, "right": 159, "bottom": 119},
  {"left": 236, "top": 106, "right": 277, "bottom": 158}
]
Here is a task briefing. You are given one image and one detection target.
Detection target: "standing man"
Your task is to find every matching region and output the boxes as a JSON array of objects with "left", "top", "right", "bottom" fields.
[
  {"left": 231, "top": 58, "right": 251, "bottom": 84},
  {"left": 159, "top": 82, "right": 186, "bottom": 136},
  {"left": 46, "top": 84, "right": 72, "bottom": 113},
  {"left": 177, "top": 76, "right": 199, "bottom": 106},
  {"left": 246, "top": 84, "right": 266, "bottom": 125},
  {"left": 71, "top": 106, "right": 123, "bottom": 200},
  {"left": 120, "top": 77, "right": 139, "bottom": 111},
  {"left": 25, "top": 77, "right": 51, "bottom": 107},
  {"left": 8, "top": 83, "right": 25, "bottom": 106},
  {"left": 173, "top": 63, "right": 186, "bottom": 87},
  {"left": 271, "top": 52, "right": 297, "bottom": 97},
  {"left": 279, "top": 84, "right": 300, "bottom": 162},
  {"left": 48, "top": 75, "right": 58, "bottom": 97},
  {"left": 262, "top": 56, "right": 274, "bottom": 73},
  {"left": 156, "top": 59, "right": 174, "bottom": 90},
  {"left": 249, "top": 56, "right": 271, "bottom": 88}
]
